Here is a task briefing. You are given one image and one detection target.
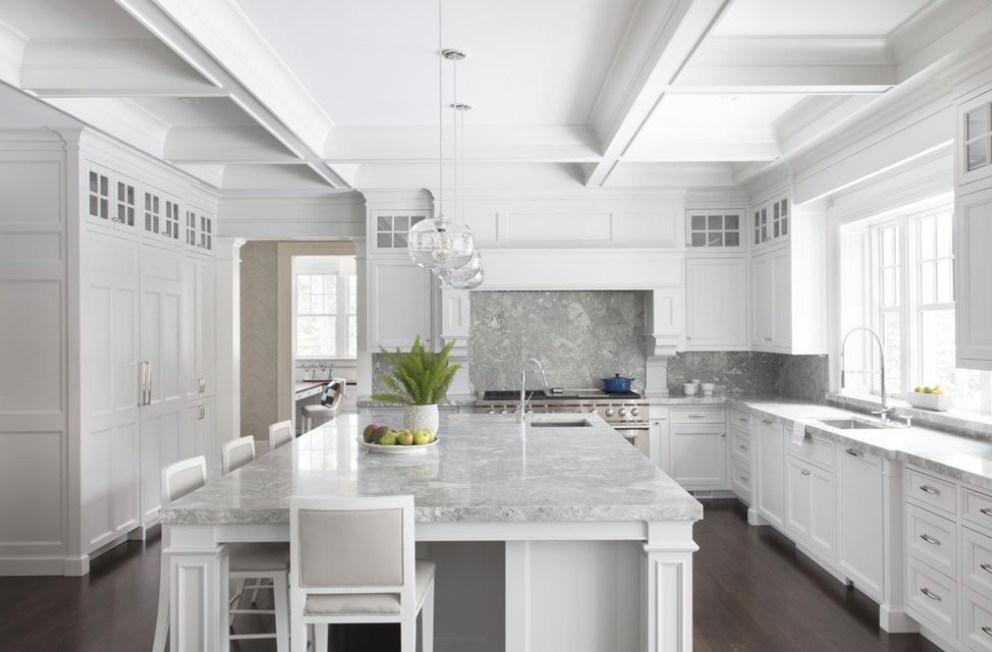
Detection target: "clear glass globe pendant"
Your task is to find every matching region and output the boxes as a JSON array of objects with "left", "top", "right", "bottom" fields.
[
  {"left": 408, "top": 214, "right": 475, "bottom": 269},
  {"left": 438, "top": 249, "right": 484, "bottom": 289}
]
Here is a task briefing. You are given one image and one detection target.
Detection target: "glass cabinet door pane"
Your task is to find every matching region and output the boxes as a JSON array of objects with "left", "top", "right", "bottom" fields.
[
  {"left": 708, "top": 233, "right": 723, "bottom": 247},
  {"left": 691, "top": 233, "right": 707, "bottom": 247},
  {"left": 707, "top": 214, "right": 722, "bottom": 230},
  {"left": 967, "top": 106, "right": 990, "bottom": 140},
  {"left": 726, "top": 232, "right": 740, "bottom": 247},
  {"left": 691, "top": 214, "right": 705, "bottom": 230},
  {"left": 725, "top": 214, "right": 739, "bottom": 231},
  {"left": 377, "top": 216, "right": 391, "bottom": 231},
  {"left": 967, "top": 139, "right": 989, "bottom": 171}
]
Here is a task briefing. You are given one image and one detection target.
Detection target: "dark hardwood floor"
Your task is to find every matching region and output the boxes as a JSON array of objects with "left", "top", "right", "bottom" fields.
[{"left": 0, "top": 501, "right": 942, "bottom": 651}]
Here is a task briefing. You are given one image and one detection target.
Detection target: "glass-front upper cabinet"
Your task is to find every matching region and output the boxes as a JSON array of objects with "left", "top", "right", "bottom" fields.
[
  {"left": 373, "top": 212, "right": 428, "bottom": 250},
  {"left": 686, "top": 210, "right": 744, "bottom": 252},
  {"left": 752, "top": 194, "right": 790, "bottom": 249},
  {"left": 959, "top": 88, "right": 992, "bottom": 188},
  {"left": 86, "top": 165, "right": 137, "bottom": 230}
]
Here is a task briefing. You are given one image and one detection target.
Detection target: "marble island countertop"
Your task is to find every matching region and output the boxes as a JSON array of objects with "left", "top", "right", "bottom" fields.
[
  {"left": 731, "top": 399, "right": 992, "bottom": 492},
  {"left": 161, "top": 412, "right": 702, "bottom": 526}
]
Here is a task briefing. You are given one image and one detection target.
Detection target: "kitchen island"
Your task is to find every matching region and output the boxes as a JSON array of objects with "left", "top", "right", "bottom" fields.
[{"left": 160, "top": 413, "right": 702, "bottom": 652}]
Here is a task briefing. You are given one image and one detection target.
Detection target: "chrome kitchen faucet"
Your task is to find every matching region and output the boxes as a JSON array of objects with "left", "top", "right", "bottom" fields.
[{"left": 519, "top": 358, "right": 549, "bottom": 422}]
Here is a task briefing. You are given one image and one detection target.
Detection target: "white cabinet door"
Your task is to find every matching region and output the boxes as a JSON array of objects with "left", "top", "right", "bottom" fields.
[
  {"left": 756, "top": 418, "right": 785, "bottom": 530},
  {"left": 837, "top": 447, "right": 883, "bottom": 601},
  {"left": 751, "top": 254, "right": 773, "bottom": 347},
  {"left": 369, "top": 258, "right": 434, "bottom": 349},
  {"left": 956, "top": 186, "right": 992, "bottom": 371},
  {"left": 685, "top": 257, "right": 748, "bottom": 350},
  {"left": 82, "top": 232, "right": 141, "bottom": 552},
  {"left": 770, "top": 247, "right": 792, "bottom": 349},
  {"left": 670, "top": 424, "right": 727, "bottom": 490},
  {"left": 183, "top": 258, "right": 215, "bottom": 399},
  {"left": 785, "top": 456, "right": 811, "bottom": 541},
  {"left": 808, "top": 463, "right": 835, "bottom": 561}
]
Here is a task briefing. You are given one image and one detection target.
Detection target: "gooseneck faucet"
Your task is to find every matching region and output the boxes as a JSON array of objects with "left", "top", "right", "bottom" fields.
[
  {"left": 519, "top": 358, "right": 549, "bottom": 422},
  {"left": 840, "top": 326, "right": 894, "bottom": 423}
]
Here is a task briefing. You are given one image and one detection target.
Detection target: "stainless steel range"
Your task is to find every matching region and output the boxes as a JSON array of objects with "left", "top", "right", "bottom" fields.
[{"left": 474, "top": 388, "right": 651, "bottom": 454}]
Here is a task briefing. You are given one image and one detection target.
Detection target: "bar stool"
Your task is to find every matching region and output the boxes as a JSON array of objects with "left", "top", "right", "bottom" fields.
[
  {"left": 154, "top": 456, "right": 291, "bottom": 652},
  {"left": 221, "top": 435, "right": 256, "bottom": 475},
  {"left": 302, "top": 378, "right": 346, "bottom": 432},
  {"left": 269, "top": 420, "right": 294, "bottom": 451},
  {"left": 288, "top": 495, "right": 435, "bottom": 652}
]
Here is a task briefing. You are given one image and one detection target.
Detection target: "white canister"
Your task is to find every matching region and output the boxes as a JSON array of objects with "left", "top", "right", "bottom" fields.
[{"left": 404, "top": 404, "right": 439, "bottom": 434}]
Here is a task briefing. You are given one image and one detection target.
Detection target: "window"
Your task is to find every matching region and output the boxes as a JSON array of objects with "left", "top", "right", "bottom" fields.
[
  {"left": 843, "top": 202, "right": 992, "bottom": 414},
  {"left": 295, "top": 256, "right": 358, "bottom": 358}
]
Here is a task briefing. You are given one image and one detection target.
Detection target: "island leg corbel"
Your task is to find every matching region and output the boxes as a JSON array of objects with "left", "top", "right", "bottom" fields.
[
  {"left": 165, "top": 525, "right": 230, "bottom": 652},
  {"left": 643, "top": 522, "right": 697, "bottom": 652}
]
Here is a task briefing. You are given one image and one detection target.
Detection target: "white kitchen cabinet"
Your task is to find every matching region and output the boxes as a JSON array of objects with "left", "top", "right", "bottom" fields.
[
  {"left": 751, "top": 194, "right": 789, "bottom": 249},
  {"left": 669, "top": 424, "right": 726, "bottom": 490},
  {"left": 685, "top": 209, "right": 745, "bottom": 252},
  {"left": 958, "top": 87, "right": 992, "bottom": 190},
  {"left": 751, "top": 246, "right": 791, "bottom": 350},
  {"left": 955, "top": 185, "right": 992, "bottom": 371},
  {"left": 368, "top": 257, "right": 435, "bottom": 349},
  {"left": 184, "top": 258, "right": 215, "bottom": 399},
  {"left": 755, "top": 417, "right": 785, "bottom": 530},
  {"left": 649, "top": 406, "right": 670, "bottom": 472},
  {"left": 785, "top": 455, "right": 835, "bottom": 562},
  {"left": 836, "top": 447, "right": 884, "bottom": 602},
  {"left": 685, "top": 257, "right": 748, "bottom": 350}
]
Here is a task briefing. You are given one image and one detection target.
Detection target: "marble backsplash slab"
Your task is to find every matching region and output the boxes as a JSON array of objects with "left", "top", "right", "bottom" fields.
[
  {"left": 469, "top": 291, "right": 647, "bottom": 391},
  {"left": 666, "top": 351, "right": 828, "bottom": 403}
]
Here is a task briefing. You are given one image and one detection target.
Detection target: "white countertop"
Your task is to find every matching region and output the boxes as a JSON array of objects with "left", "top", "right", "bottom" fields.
[{"left": 160, "top": 412, "right": 702, "bottom": 526}]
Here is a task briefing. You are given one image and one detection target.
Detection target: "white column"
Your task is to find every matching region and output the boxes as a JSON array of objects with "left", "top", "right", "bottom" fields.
[
  {"left": 213, "top": 237, "right": 245, "bottom": 447},
  {"left": 356, "top": 238, "right": 372, "bottom": 399},
  {"left": 643, "top": 522, "right": 697, "bottom": 652},
  {"left": 166, "top": 526, "right": 229, "bottom": 652},
  {"left": 879, "top": 459, "right": 918, "bottom": 633}
]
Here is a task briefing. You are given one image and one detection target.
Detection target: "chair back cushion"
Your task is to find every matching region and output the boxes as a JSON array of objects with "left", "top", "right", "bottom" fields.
[
  {"left": 297, "top": 508, "right": 404, "bottom": 588},
  {"left": 167, "top": 464, "right": 205, "bottom": 502},
  {"left": 224, "top": 437, "right": 255, "bottom": 474},
  {"left": 269, "top": 420, "right": 293, "bottom": 450}
]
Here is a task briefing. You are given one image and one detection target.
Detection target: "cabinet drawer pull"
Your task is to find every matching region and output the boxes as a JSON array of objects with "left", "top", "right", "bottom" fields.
[
  {"left": 740, "top": 444, "right": 749, "bottom": 452},
  {"left": 920, "top": 587, "right": 942, "bottom": 601},
  {"left": 688, "top": 414, "right": 706, "bottom": 419},
  {"left": 919, "top": 485, "right": 941, "bottom": 495},
  {"left": 919, "top": 533, "right": 941, "bottom": 546},
  {"left": 980, "top": 563, "right": 992, "bottom": 574},
  {"left": 983, "top": 625, "right": 992, "bottom": 637},
  {"left": 738, "top": 417, "right": 748, "bottom": 423},
  {"left": 846, "top": 448, "right": 862, "bottom": 457},
  {"left": 761, "top": 419, "right": 774, "bottom": 425},
  {"left": 980, "top": 508, "right": 992, "bottom": 517}
]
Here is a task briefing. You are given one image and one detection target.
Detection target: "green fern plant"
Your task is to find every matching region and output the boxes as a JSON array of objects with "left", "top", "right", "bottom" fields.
[{"left": 371, "top": 336, "right": 462, "bottom": 405}]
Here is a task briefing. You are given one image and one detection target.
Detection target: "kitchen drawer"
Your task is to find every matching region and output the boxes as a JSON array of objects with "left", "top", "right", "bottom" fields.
[
  {"left": 731, "top": 432, "right": 751, "bottom": 459},
  {"left": 964, "top": 587, "right": 992, "bottom": 652},
  {"left": 906, "top": 467, "right": 957, "bottom": 516},
  {"left": 964, "top": 526, "right": 992, "bottom": 599},
  {"left": 906, "top": 503, "right": 957, "bottom": 578},
  {"left": 671, "top": 407, "right": 725, "bottom": 425},
  {"left": 963, "top": 488, "right": 992, "bottom": 534},
  {"left": 728, "top": 408, "right": 750, "bottom": 431},
  {"left": 906, "top": 556, "right": 958, "bottom": 641},
  {"left": 787, "top": 430, "right": 834, "bottom": 470},
  {"left": 730, "top": 457, "right": 751, "bottom": 498}
]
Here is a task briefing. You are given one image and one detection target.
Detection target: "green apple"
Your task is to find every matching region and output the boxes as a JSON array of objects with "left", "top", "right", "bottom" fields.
[
  {"left": 372, "top": 425, "right": 392, "bottom": 443},
  {"left": 362, "top": 424, "right": 378, "bottom": 443},
  {"left": 413, "top": 431, "right": 431, "bottom": 445},
  {"left": 377, "top": 433, "right": 398, "bottom": 446},
  {"left": 398, "top": 430, "right": 414, "bottom": 446}
]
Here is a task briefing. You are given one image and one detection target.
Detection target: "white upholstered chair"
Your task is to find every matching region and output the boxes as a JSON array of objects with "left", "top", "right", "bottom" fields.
[
  {"left": 289, "top": 495, "right": 435, "bottom": 652},
  {"left": 221, "top": 435, "right": 256, "bottom": 475},
  {"left": 301, "top": 378, "right": 347, "bottom": 432},
  {"left": 154, "top": 456, "right": 291, "bottom": 652},
  {"left": 269, "top": 419, "right": 294, "bottom": 451}
]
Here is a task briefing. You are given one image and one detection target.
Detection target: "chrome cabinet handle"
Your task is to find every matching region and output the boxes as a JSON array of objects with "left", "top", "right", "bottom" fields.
[
  {"left": 919, "top": 485, "right": 941, "bottom": 495},
  {"left": 920, "top": 587, "right": 942, "bottom": 601},
  {"left": 688, "top": 414, "right": 705, "bottom": 419},
  {"left": 980, "top": 508, "right": 992, "bottom": 517},
  {"left": 741, "top": 444, "right": 749, "bottom": 451},
  {"left": 919, "top": 533, "right": 941, "bottom": 546},
  {"left": 983, "top": 625, "right": 992, "bottom": 637},
  {"left": 761, "top": 419, "right": 774, "bottom": 425},
  {"left": 738, "top": 417, "right": 748, "bottom": 423},
  {"left": 980, "top": 563, "right": 992, "bottom": 574},
  {"left": 138, "top": 361, "right": 151, "bottom": 406},
  {"left": 846, "top": 448, "right": 862, "bottom": 457}
]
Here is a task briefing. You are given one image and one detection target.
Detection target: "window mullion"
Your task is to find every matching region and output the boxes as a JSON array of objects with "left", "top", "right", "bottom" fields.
[{"left": 900, "top": 216, "right": 914, "bottom": 397}]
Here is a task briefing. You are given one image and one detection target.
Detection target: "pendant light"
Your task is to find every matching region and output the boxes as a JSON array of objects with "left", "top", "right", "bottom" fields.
[
  {"left": 407, "top": 4, "right": 476, "bottom": 270},
  {"left": 439, "top": 249, "right": 484, "bottom": 289}
]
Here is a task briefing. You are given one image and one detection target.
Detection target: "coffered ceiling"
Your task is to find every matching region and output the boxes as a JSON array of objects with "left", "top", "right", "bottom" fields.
[{"left": 0, "top": 0, "right": 989, "bottom": 195}]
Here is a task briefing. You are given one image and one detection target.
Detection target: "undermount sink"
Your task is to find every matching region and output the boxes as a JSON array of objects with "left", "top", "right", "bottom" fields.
[
  {"left": 528, "top": 419, "right": 593, "bottom": 428},
  {"left": 817, "top": 418, "right": 885, "bottom": 430}
]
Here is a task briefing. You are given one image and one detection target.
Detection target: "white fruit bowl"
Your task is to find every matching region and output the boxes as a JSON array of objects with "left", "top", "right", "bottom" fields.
[
  {"left": 359, "top": 438, "right": 438, "bottom": 454},
  {"left": 905, "top": 392, "right": 953, "bottom": 412}
]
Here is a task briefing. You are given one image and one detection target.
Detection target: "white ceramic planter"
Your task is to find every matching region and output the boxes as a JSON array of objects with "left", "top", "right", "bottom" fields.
[{"left": 404, "top": 404, "right": 439, "bottom": 434}]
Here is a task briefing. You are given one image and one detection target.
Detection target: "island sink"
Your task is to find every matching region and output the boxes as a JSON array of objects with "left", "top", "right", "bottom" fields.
[
  {"left": 528, "top": 418, "right": 593, "bottom": 428},
  {"left": 818, "top": 418, "right": 885, "bottom": 430}
]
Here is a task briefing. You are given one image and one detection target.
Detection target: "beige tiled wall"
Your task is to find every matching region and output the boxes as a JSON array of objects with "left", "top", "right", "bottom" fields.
[{"left": 240, "top": 241, "right": 278, "bottom": 441}]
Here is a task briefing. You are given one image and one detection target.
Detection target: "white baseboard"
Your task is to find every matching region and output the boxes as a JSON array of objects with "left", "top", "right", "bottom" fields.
[
  {"left": 63, "top": 554, "right": 90, "bottom": 576},
  {"left": 879, "top": 605, "right": 919, "bottom": 634},
  {"left": 0, "top": 556, "right": 73, "bottom": 576}
]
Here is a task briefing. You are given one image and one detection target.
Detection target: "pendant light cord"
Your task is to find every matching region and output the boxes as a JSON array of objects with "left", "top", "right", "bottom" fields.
[{"left": 437, "top": 0, "right": 444, "bottom": 220}]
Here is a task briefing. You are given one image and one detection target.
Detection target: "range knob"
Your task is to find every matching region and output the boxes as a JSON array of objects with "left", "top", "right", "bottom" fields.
[
  {"left": 631, "top": 407, "right": 640, "bottom": 417},
  {"left": 605, "top": 407, "right": 615, "bottom": 417},
  {"left": 499, "top": 408, "right": 507, "bottom": 415},
  {"left": 588, "top": 407, "right": 597, "bottom": 414},
  {"left": 487, "top": 407, "right": 495, "bottom": 415},
  {"left": 618, "top": 408, "right": 627, "bottom": 417},
  {"left": 526, "top": 407, "right": 534, "bottom": 414}
]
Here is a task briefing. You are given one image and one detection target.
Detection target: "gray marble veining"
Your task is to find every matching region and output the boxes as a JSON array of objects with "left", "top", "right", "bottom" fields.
[
  {"left": 469, "top": 291, "right": 647, "bottom": 392},
  {"left": 666, "top": 352, "right": 827, "bottom": 402},
  {"left": 160, "top": 413, "right": 702, "bottom": 526}
]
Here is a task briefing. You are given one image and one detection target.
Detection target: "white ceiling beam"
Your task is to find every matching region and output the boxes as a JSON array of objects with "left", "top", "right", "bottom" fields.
[
  {"left": 46, "top": 97, "right": 170, "bottom": 158},
  {"left": 21, "top": 40, "right": 223, "bottom": 98},
  {"left": 584, "top": 0, "right": 733, "bottom": 187},
  {"left": 164, "top": 126, "right": 301, "bottom": 164},
  {"left": 625, "top": 123, "right": 780, "bottom": 161},
  {"left": 605, "top": 161, "right": 738, "bottom": 187},
  {"left": 113, "top": 0, "right": 350, "bottom": 189},
  {"left": 891, "top": 0, "right": 992, "bottom": 82},
  {"left": 325, "top": 125, "right": 601, "bottom": 164}
]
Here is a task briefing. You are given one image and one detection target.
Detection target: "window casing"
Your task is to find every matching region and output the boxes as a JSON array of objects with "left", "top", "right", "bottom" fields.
[{"left": 295, "top": 271, "right": 358, "bottom": 359}]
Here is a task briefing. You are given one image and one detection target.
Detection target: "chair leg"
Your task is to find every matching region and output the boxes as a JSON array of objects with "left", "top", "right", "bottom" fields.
[
  {"left": 314, "top": 624, "right": 328, "bottom": 652},
  {"left": 229, "top": 578, "right": 246, "bottom": 626},
  {"left": 421, "top": 583, "right": 434, "bottom": 652},
  {"left": 152, "top": 559, "right": 170, "bottom": 652},
  {"left": 273, "top": 572, "right": 290, "bottom": 652},
  {"left": 400, "top": 617, "right": 417, "bottom": 652}
]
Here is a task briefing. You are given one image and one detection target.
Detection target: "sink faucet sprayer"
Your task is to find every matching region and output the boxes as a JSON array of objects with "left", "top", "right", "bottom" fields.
[
  {"left": 840, "top": 326, "right": 895, "bottom": 424},
  {"left": 519, "top": 358, "right": 549, "bottom": 423}
]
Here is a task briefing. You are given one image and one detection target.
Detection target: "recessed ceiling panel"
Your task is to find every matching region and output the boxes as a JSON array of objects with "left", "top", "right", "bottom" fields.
[
  {"left": 0, "top": 0, "right": 152, "bottom": 40},
  {"left": 712, "top": 0, "right": 935, "bottom": 37},
  {"left": 130, "top": 97, "right": 257, "bottom": 129},
  {"left": 232, "top": 0, "right": 638, "bottom": 127}
]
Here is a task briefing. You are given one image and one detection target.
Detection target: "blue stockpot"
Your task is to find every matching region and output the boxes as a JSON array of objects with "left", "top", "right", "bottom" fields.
[{"left": 602, "top": 374, "right": 635, "bottom": 393}]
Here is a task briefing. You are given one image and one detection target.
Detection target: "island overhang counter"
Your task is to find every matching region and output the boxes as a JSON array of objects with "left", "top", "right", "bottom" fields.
[{"left": 160, "top": 413, "right": 702, "bottom": 652}]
